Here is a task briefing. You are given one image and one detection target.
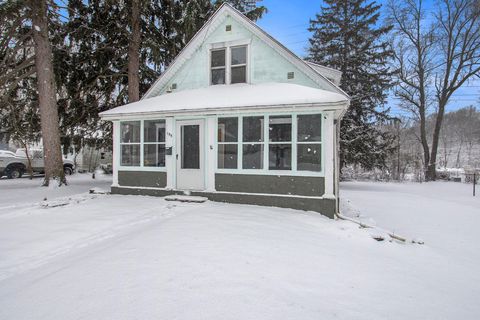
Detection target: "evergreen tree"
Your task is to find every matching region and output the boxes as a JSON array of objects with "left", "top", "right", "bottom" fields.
[
  {"left": 29, "top": 0, "right": 66, "bottom": 186},
  {"left": 214, "top": 0, "right": 267, "bottom": 21},
  {"left": 178, "top": 0, "right": 213, "bottom": 43},
  {"left": 307, "top": 0, "right": 395, "bottom": 170}
]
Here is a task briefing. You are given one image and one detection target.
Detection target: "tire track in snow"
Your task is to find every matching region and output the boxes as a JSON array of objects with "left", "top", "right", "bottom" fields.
[{"left": 0, "top": 202, "right": 179, "bottom": 282}]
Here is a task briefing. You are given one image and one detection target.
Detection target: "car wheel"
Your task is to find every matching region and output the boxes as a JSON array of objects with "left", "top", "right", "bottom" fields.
[
  {"left": 7, "top": 168, "right": 22, "bottom": 179},
  {"left": 64, "top": 166, "right": 73, "bottom": 175}
]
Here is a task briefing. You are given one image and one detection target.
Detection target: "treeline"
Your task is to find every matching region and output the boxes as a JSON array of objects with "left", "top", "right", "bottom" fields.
[
  {"left": 307, "top": 0, "right": 480, "bottom": 181},
  {"left": 1, "top": 0, "right": 479, "bottom": 185},
  {"left": 384, "top": 106, "right": 480, "bottom": 181},
  {"left": 0, "top": 0, "right": 266, "bottom": 185}
]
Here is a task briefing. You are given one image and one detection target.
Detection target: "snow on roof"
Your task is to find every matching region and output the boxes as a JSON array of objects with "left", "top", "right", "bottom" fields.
[{"left": 100, "top": 83, "right": 349, "bottom": 119}]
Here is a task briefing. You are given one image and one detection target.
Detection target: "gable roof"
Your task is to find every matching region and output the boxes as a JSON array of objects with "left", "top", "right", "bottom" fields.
[{"left": 142, "top": 3, "right": 349, "bottom": 100}]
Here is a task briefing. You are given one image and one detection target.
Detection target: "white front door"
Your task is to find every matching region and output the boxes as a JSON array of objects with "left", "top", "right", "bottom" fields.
[{"left": 176, "top": 119, "right": 205, "bottom": 191}]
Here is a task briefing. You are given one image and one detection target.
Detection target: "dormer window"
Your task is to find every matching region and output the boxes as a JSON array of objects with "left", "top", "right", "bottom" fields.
[{"left": 210, "top": 45, "right": 248, "bottom": 85}]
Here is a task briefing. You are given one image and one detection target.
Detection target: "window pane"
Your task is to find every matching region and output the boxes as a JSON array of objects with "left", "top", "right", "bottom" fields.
[
  {"left": 218, "top": 117, "right": 238, "bottom": 142},
  {"left": 144, "top": 120, "right": 165, "bottom": 143},
  {"left": 243, "top": 116, "right": 264, "bottom": 142},
  {"left": 298, "top": 114, "right": 322, "bottom": 142},
  {"left": 243, "top": 144, "right": 263, "bottom": 169},
  {"left": 121, "top": 145, "right": 140, "bottom": 166},
  {"left": 181, "top": 125, "right": 200, "bottom": 169},
  {"left": 218, "top": 144, "right": 237, "bottom": 169},
  {"left": 269, "top": 115, "right": 292, "bottom": 142},
  {"left": 144, "top": 144, "right": 166, "bottom": 167},
  {"left": 231, "top": 46, "right": 246, "bottom": 65},
  {"left": 231, "top": 66, "right": 246, "bottom": 84},
  {"left": 211, "top": 68, "right": 225, "bottom": 85},
  {"left": 297, "top": 144, "right": 321, "bottom": 171},
  {"left": 269, "top": 144, "right": 291, "bottom": 170},
  {"left": 211, "top": 49, "right": 226, "bottom": 67},
  {"left": 121, "top": 121, "right": 140, "bottom": 143}
]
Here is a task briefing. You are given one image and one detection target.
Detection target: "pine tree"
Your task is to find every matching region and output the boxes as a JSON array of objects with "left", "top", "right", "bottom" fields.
[
  {"left": 29, "top": 0, "right": 66, "bottom": 186},
  {"left": 214, "top": 0, "right": 267, "bottom": 21},
  {"left": 307, "top": 0, "right": 395, "bottom": 170}
]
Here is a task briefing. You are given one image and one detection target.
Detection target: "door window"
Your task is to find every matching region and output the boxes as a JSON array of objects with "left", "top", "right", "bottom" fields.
[{"left": 181, "top": 125, "right": 200, "bottom": 169}]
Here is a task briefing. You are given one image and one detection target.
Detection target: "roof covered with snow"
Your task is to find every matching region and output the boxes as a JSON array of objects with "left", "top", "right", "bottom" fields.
[{"left": 100, "top": 83, "right": 349, "bottom": 119}]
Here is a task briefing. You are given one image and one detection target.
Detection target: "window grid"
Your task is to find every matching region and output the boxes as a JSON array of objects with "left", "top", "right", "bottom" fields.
[
  {"left": 210, "top": 48, "right": 226, "bottom": 85},
  {"left": 241, "top": 116, "right": 264, "bottom": 170},
  {"left": 119, "top": 119, "right": 166, "bottom": 169},
  {"left": 230, "top": 46, "right": 247, "bottom": 84},
  {"left": 217, "top": 117, "right": 239, "bottom": 169},
  {"left": 216, "top": 113, "right": 323, "bottom": 174},
  {"left": 268, "top": 115, "right": 292, "bottom": 171},
  {"left": 296, "top": 114, "right": 322, "bottom": 172},
  {"left": 210, "top": 45, "right": 248, "bottom": 85},
  {"left": 120, "top": 121, "right": 141, "bottom": 167}
]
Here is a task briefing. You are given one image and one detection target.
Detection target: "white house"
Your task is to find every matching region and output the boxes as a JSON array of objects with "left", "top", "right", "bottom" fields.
[{"left": 100, "top": 3, "right": 350, "bottom": 218}]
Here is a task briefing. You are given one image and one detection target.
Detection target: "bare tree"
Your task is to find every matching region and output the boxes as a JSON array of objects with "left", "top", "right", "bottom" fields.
[
  {"left": 29, "top": 0, "right": 66, "bottom": 186},
  {"left": 127, "top": 0, "right": 141, "bottom": 102},
  {"left": 388, "top": 0, "right": 480, "bottom": 180}
]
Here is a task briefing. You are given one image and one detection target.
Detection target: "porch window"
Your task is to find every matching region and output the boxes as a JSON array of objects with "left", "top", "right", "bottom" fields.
[
  {"left": 216, "top": 113, "right": 322, "bottom": 173},
  {"left": 217, "top": 117, "right": 238, "bottom": 169},
  {"left": 297, "top": 114, "right": 322, "bottom": 171},
  {"left": 120, "top": 121, "right": 141, "bottom": 166},
  {"left": 231, "top": 46, "right": 247, "bottom": 84},
  {"left": 269, "top": 115, "right": 292, "bottom": 170},
  {"left": 143, "top": 119, "right": 166, "bottom": 167},
  {"left": 242, "top": 116, "right": 264, "bottom": 169},
  {"left": 211, "top": 49, "right": 226, "bottom": 85}
]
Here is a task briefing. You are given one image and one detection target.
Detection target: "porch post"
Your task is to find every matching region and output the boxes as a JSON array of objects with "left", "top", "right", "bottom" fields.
[
  {"left": 165, "top": 117, "right": 175, "bottom": 189},
  {"left": 323, "top": 111, "right": 335, "bottom": 199},
  {"left": 205, "top": 116, "right": 216, "bottom": 191},
  {"left": 112, "top": 120, "right": 119, "bottom": 187}
]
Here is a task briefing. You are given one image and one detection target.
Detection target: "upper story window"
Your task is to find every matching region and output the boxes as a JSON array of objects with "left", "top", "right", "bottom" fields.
[
  {"left": 210, "top": 45, "right": 248, "bottom": 85},
  {"left": 230, "top": 46, "right": 247, "bottom": 84},
  {"left": 211, "top": 49, "right": 226, "bottom": 85}
]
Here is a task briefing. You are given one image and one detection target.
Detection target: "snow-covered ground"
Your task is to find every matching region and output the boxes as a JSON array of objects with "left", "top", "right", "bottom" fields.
[{"left": 0, "top": 177, "right": 479, "bottom": 319}]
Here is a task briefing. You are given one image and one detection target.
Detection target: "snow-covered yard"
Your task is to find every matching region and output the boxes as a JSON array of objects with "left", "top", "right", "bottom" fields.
[{"left": 0, "top": 176, "right": 479, "bottom": 319}]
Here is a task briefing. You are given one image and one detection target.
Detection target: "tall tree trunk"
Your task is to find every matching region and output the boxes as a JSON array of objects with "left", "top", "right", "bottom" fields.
[
  {"left": 128, "top": 0, "right": 141, "bottom": 103},
  {"left": 427, "top": 98, "right": 447, "bottom": 180},
  {"left": 30, "top": 0, "right": 66, "bottom": 186}
]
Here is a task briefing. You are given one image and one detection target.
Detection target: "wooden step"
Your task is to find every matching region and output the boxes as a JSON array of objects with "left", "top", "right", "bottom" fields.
[{"left": 164, "top": 195, "right": 208, "bottom": 203}]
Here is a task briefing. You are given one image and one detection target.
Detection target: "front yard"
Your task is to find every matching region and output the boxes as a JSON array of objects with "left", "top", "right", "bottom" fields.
[{"left": 0, "top": 175, "right": 478, "bottom": 319}]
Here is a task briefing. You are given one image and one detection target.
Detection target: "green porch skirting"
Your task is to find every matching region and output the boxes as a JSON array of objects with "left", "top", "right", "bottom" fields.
[{"left": 111, "top": 186, "right": 336, "bottom": 219}]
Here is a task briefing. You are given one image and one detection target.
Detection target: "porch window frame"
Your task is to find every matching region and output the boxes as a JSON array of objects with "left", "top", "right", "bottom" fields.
[
  {"left": 215, "top": 111, "right": 324, "bottom": 177},
  {"left": 143, "top": 119, "right": 167, "bottom": 168},
  {"left": 118, "top": 119, "right": 167, "bottom": 172},
  {"left": 217, "top": 117, "right": 239, "bottom": 169}
]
